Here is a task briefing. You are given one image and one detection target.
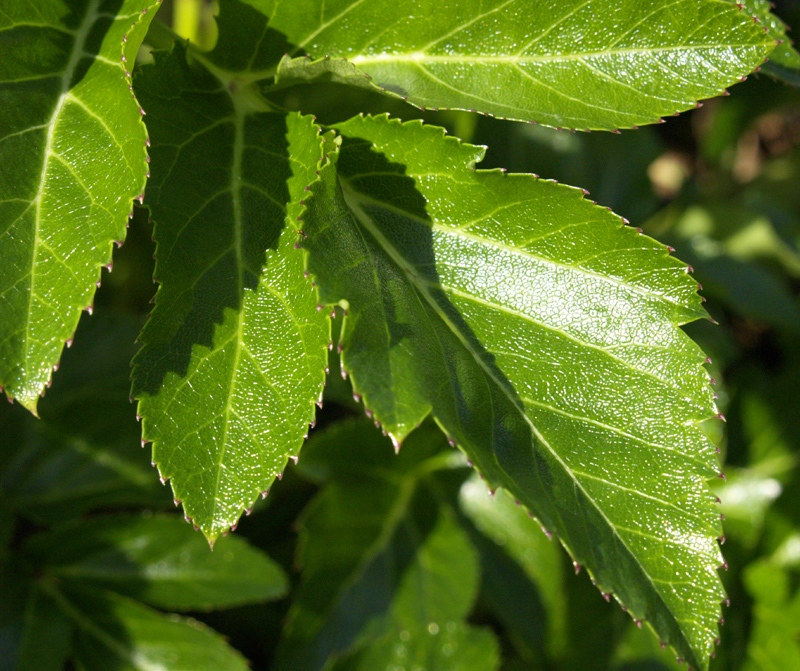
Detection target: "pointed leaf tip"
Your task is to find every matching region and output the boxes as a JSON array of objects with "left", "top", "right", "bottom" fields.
[{"left": 301, "top": 114, "right": 724, "bottom": 669}]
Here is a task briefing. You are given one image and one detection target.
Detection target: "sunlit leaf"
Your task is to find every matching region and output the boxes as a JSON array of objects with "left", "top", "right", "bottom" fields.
[
  {"left": 0, "top": 0, "right": 161, "bottom": 412},
  {"left": 731, "top": 0, "right": 800, "bottom": 85},
  {"left": 302, "top": 114, "right": 725, "bottom": 669},
  {"left": 261, "top": 0, "right": 773, "bottom": 129},
  {"left": 131, "top": 42, "right": 329, "bottom": 541}
]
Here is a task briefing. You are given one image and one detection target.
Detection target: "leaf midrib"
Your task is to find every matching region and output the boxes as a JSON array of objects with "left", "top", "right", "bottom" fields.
[
  {"left": 349, "top": 43, "right": 763, "bottom": 67},
  {"left": 344, "top": 182, "right": 693, "bottom": 311},
  {"left": 208, "top": 102, "right": 247, "bottom": 534},
  {"left": 23, "top": 0, "right": 102, "bottom": 397},
  {"left": 340, "top": 180, "right": 703, "bottom": 398},
  {"left": 340, "top": 179, "right": 697, "bottom": 666}
]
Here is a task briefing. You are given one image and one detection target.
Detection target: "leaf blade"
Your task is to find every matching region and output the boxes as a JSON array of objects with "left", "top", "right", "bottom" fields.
[
  {"left": 0, "top": 0, "right": 160, "bottom": 411},
  {"left": 131, "top": 44, "right": 329, "bottom": 541},
  {"left": 730, "top": 0, "right": 800, "bottom": 85},
  {"left": 59, "top": 587, "right": 251, "bottom": 671},
  {"left": 302, "top": 114, "right": 725, "bottom": 669},
  {"left": 278, "top": 421, "right": 478, "bottom": 671},
  {"left": 263, "top": 0, "right": 773, "bottom": 128}
]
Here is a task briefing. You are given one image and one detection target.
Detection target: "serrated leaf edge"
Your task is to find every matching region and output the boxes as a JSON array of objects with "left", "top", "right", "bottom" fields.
[
  {"left": 133, "top": 49, "right": 329, "bottom": 541},
  {"left": 302, "top": 113, "right": 726, "bottom": 670}
]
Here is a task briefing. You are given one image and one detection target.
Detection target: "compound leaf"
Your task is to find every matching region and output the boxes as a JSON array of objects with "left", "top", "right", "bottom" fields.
[
  {"left": 131, "top": 43, "right": 329, "bottom": 542},
  {"left": 262, "top": 0, "right": 773, "bottom": 129},
  {"left": 0, "top": 0, "right": 161, "bottom": 412},
  {"left": 302, "top": 114, "right": 725, "bottom": 670}
]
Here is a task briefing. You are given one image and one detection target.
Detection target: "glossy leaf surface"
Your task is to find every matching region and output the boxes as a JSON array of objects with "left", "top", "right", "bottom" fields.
[
  {"left": 262, "top": 0, "right": 773, "bottom": 129},
  {"left": 24, "top": 514, "right": 287, "bottom": 611},
  {"left": 278, "top": 421, "right": 483, "bottom": 670},
  {"left": 0, "top": 0, "right": 160, "bottom": 412},
  {"left": 733, "top": 0, "right": 800, "bottom": 85},
  {"left": 131, "top": 43, "right": 329, "bottom": 541},
  {"left": 302, "top": 114, "right": 725, "bottom": 669}
]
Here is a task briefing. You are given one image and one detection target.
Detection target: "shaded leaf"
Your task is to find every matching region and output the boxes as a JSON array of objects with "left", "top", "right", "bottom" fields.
[
  {"left": 460, "top": 473, "right": 566, "bottom": 659},
  {"left": 23, "top": 514, "right": 287, "bottom": 611},
  {"left": 0, "top": 313, "right": 170, "bottom": 523},
  {"left": 131, "top": 43, "right": 329, "bottom": 541},
  {"left": 330, "top": 621, "right": 500, "bottom": 671},
  {"left": 11, "top": 587, "right": 73, "bottom": 671},
  {"left": 0, "top": 570, "right": 73, "bottom": 671},
  {"left": 56, "top": 587, "right": 250, "bottom": 671},
  {"left": 274, "top": 54, "right": 374, "bottom": 91},
  {"left": 263, "top": 0, "right": 773, "bottom": 129},
  {"left": 302, "top": 114, "right": 725, "bottom": 669},
  {"left": 277, "top": 421, "right": 477, "bottom": 671},
  {"left": 0, "top": 0, "right": 161, "bottom": 412},
  {"left": 742, "top": 560, "right": 800, "bottom": 671}
]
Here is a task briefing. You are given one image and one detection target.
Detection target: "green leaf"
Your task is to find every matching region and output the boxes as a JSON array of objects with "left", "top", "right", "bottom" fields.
[
  {"left": 742, "top": 561, "right": 800, "bottom": 671},
  {"left": 277, "top": 421, "right": 478, "bottom": 671},
  {"left": 330, "top": 622, "right": 500, "bottom": 671},
  {"left": 130, "top": 43, "right": 329, "bottom": 541},
  {"left": 302, "top": 114, "right": 725, "bottom": 670},
  {"left": 460, "top": 473, "right": 567, "bottom": 659},
  {"left": 53, "top": 586, "right": 250, "bottom": 671},
  {"left": 731, "top": 0, "right": 800, "bottom": 85},
  {"left": 13, "top": 588, "right": 73, "bottom": 671},
  {"left": 0, "top": 0, "right": 161, "bottom": 413},
  {"left": 262, "top": 0, "right": 773, "bottom": 129},
  {"left": 23, "top": 513, "right": 287, "bottom": 611},
  {"left": 274, "top": 54, "right": 374, "bottom": 92},
  {"left": 0, "top": 313, "right": 170, "bottom": 523},
  {"left": 0, "top": 578, "right": 74, "bottom": 671}
]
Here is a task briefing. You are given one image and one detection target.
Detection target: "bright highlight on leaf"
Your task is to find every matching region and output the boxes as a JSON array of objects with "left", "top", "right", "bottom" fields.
[
  {"left": 6, "top": 0, "right": 785, "bottom": 667},
  {"left": 264, "top": 0, "right": 774, "bottom": 128},
  {"left": 301, "top": 114, "right": 726, "bottom": 669},
  {"left": 0, "top": 0, "right": 160, "bottom": 412},
  {"left": 131, "top": 44, "right": 329, "bottom": 542}
]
